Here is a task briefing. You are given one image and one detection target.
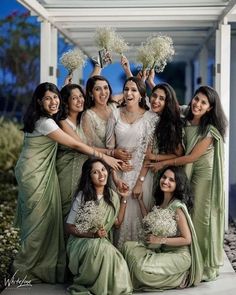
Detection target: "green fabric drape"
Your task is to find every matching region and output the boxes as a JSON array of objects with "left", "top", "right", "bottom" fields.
[
  {"left": 122, "top": 200, "right": 203, "bottom": 291},
  {"left": 67, "top": 190, "right": 133, "bottom": 295},
  {"left": 56, "top": 126, "right": 88, "bottom": 220},
  {"left": 184, "top": 124, "right": 225, "bottom": 281},
  {"left": 13, "top": 135, "right": 66, "bottom": 283}
]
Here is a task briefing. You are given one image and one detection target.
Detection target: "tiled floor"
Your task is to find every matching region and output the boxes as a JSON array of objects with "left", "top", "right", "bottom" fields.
[{"left": 2, "top": 253, "right": 236, "bottom": 295}]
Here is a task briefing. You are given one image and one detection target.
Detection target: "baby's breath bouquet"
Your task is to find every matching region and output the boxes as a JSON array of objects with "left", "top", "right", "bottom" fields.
[
  {"left": 136, "top": 43, "right": 155, "bottom": 70},
  {"left": 75, "top": 200, "right": 105, "bottom": 233},
  {"left": 94, "top": 27, "right": 116, "bottom": 51},
  {"left": 138, "top": 206, "right": 177, "bottom": 249},
  {"left": 60, "top": 48, "right": 86, "bottom": 75},
  {"left": 94, "top": 27, "right": 129, "bottom": 67},
  {"left": 147, "top": 34, "right": 175, "bottom": 72},
  {"left": 110, "top": 34, "right": 129, "bottom": 56},
  {"left": 136, "top": 34, "right": 175, "bottom": 72}
]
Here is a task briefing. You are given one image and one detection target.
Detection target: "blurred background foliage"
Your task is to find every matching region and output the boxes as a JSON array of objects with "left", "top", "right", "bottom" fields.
[{"left": 0, "top": 11, "right": 40, "bottom": 121}]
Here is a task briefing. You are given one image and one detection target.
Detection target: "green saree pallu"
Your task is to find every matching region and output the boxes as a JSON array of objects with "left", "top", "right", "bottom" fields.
[
  {"left": 122, "top": 200, "right": 203, "bottom": 291},
  {"left": 67, "top": 191, "right": 133, "bottom": 295},
  {"left": 56, "top": 145, "right": 88, "bottom": 220},
  {"left": 184, "top": 124, "right": 225, "bottom": 281},
  {"left": 13, "top": 135, "right": 66, "bottom": 283}
]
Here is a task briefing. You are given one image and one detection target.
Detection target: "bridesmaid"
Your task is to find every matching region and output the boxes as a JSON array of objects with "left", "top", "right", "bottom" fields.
[
  {"left": 147, "top": 86, "right": 228, "bottom": 281},
  {"left": 56, "top": 83, "right": 88, "bottom": 219},
  {"left": 66, "top": 158, "right": 133, "bottom": 295},
  {"left": 81, "top": 75, "right": 131, "bottom": 163},
  {"left": 133, "top": 82, "right": 184, "bottom": 197},
  {"left": 122, "top": 166, "right": 203, "bottom": 291},
  {"left": 13, "top": 82, "right": 122, "bottom": 283}
]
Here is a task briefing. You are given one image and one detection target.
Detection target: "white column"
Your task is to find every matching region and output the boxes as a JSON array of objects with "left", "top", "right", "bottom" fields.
[
  {"left": 214, "top": 23, "right": 231, "bottom": 230},
  {"left": 40, "top": 20, "right": 51, "bottom": 83},
  {"left": 40, "top": 21, "right": 58, "bottom": 83},
  {"left": 215, "top": 29, "right": 221, "bottom": 94},
  {"left": 199, "top": 45, "right": 208, "bottom": 85},
  {"left": 51, "top": 26, "right": 58, "bottom": 84}
]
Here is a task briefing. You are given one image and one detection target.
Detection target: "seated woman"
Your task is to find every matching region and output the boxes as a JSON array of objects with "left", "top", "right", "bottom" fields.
[
  {"left": 122, "top": 166, "right": 203, "bottom": 291},
  {"left": 65, "top": 157, "right": 133, "bottom": 295}
]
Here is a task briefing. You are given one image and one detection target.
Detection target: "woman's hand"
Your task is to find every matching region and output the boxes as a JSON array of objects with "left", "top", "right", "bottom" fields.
[
  {"left": 136, "top": 69, "right": 149, "bottom": 83},
  {"left": 146, "top": 69, "right": 155, "bottom": 89},
  {"left": 103, "top": 154, "right": 123, "bottom": 171},
  {"left": 145, "top": 151, "right": 157, "bottom": 161},
  {"left": 146, "top": 234, "right": 161, "bottom": 244},
  {"left": 120, "top": 161, "right": 133, "bottom": 172},
  {"left": 64, "top": 73, "right": 73, "bottom": 85},
  {"left": 132, "top": 181, "right": 143, "bottom": 199},
  {"left": 117, "top": 184, "right": 130, "bottom": 199},
  {"left": 121, "top": 55, "right": 132, "bottom": 77},
  {"left": 114, "top": 148, "right": 132, "bottom": 162},
  {"left": 95, "top": 227, "right": 107, "bottom": 238},
  {"left": 145, "top": 161, "right": 163, "bottom": 173},
  {"left": 115, "top": 178, "right": 129, "bottom": 193}
]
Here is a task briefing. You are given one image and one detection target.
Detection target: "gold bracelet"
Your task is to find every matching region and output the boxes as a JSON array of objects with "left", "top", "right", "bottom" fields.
[{"left": 174, "top": 159, "right": 177, "bottom": 166}]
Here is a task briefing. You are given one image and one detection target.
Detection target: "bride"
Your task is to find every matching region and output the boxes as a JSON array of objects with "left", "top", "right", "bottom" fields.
[{"left": 106, "top": 76, "right": 158, "bottom": 248}]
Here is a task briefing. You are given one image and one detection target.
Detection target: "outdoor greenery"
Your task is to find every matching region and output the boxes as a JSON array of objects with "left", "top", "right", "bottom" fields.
[
  {"left": 0, "top": 118, "right": 23, "bottom": 291},
  {"left": 0, "top": 117, "right": 23, "bottom": 171},
  {"left": 0, "top": 11, "right": 40, "bottom": 119}
]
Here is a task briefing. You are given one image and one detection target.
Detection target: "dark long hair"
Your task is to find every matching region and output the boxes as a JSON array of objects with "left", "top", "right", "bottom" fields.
[
  {"left": 152, "top": 83, "right": 183, "bottom": 153},
  {"left": 75, "top": 158, "right": 115, "bottom": 211},
  {"left": 85, "top": 75, "right": 113, "bottom": 109},
  {"left": 186, "top": 85, "right": 228, "bottom": 139},
  {"left": 154, "top": 166, "right": 193, "bottom": 210},
  {"left": 22, "top": 82, "right": 62, "bottom": 133},
  {"left": 60, "top": 83, "right": 85, "bottom": 125},
  {"left": 121, "top": 76, "right": 149, "bottom": 110}
]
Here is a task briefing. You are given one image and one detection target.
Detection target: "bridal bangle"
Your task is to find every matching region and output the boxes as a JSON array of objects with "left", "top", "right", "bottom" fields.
[{"left": 139, "top": 176, "right": 145, "bottom": 182}]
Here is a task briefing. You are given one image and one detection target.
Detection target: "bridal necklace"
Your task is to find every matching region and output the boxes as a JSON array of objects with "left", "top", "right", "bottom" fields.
[{"left": 123, "top": 108, "right": 144, "bottom": 124}]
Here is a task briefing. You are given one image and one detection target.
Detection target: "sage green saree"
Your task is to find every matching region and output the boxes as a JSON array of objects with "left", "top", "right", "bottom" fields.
[
  {"left": 13, "top": 135, "right": 66, "bottom": 283},
  {"left": 56, "top": 127, "right": 88, "bottom": 219},
  {"left": 67, "top": 190, "right": 133, "bottom": 295},
  {"left": 184, "top": 124, "right": 224, "bottom": 281},
  {"left": 122, "top": 200, "right": 203, "bottom": 291}
]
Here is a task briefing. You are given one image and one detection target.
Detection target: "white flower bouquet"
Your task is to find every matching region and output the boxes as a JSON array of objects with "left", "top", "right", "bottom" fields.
[
  {"left": 139, "top": 206, "right": 177, "bottom": 249},
  {"left": 94, "top": 27, "right": 129, "bottom": 67},
  {"left": 74, "top": 200, "right": 105, "bottom": 233},
  {"left": 60, "top": 48, "right": 86, "bottom": 74},
  {"left": 136, "top": 34, "right": 175, "bottom": 72}
]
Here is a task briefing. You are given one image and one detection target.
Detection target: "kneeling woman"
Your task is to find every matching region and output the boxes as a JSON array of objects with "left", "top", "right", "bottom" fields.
[
  {"left": 122, "top": 166, "right": 203, "bottom": 291},
  {"left": 66, "top": 158, "right": 132, "bottom": 295}
]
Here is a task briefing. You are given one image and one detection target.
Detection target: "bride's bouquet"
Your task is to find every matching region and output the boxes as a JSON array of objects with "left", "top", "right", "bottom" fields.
[
  {"left": 75, "top": 200, "right": 105, "bottom": 233},
  {"left": 138, "top": 206, "right": 177, "bottom": 249}
]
